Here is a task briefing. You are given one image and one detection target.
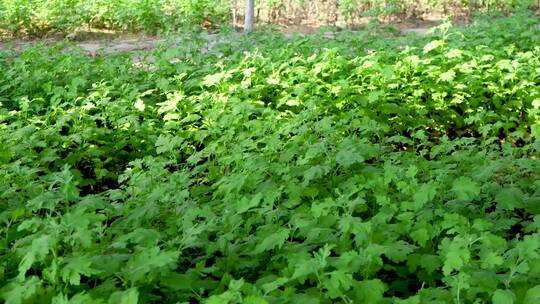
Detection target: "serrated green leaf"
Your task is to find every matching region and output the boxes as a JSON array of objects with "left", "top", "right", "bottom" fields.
[
  {"left": 61, "top": 256, "right": 99, "bottom": 286},
  {"left": 410, "top": 228, "right": 430, "bottom": 247},
  {"left": 523, "top": 285, "right": 540, "bottom": 304},
  {"left": 108, "top": 288, "right": 139, "bottom": 304},
  {"left": 1, "top": 276, "right": 41, "bottom": 304},
  {"left": 413, "top": 183, "right": 437, "bottom": 210},
  {"left": 134, "top": 99, "right": 145, "bottom": 111},
  {"left": 254, "top": 228, "right": 290, "bottom": 254},
  {"left": 353, "top": 279, "right": 387, "bottom": 303},
  {"left": 18, "top": 235, "right": 51, "bottom": 280},
  {"left": 261, "top": 277, "right": 289, "bottom": 294},
  {"left": 492, "top": 289, "right": 515, "bottom": 304},
  {"left": 384, "top": 241, "right": 417, "bottom": 263},
  {"left": 441, "top": 237, "right": 470, "bottom": 276},
  {"left": 124, "top": 247, "right": 178, "bottom": 284},
  {"left": 324, "top": 269, "right": 353, "bottom": 298},
  {"left": 531, "top": 123, "right": 540, "bottom": 138},
  {"left": 292, "top": 258, "right": 318, "bottom": 280},
  {"left": 439, "top": 70, "right": 456, "bottom": 82},
  {"left": 479, "top": 251, "right": 503, "bottom": 269},
  {"left": 336, "top": 149, "right": 362, "bottom": 168},
  {"left": 395, "top": 295, "right": 421, "bottom": 304},
  {"left": 237, "top": 193, "right": 262, "bottom": 213},
  {"left": 423, "top": 40, "right": 443, "bottom": 53},
  {"left": 452, "top": 177, "right": 480, "bottom": 201},
  {"left": 368, "top": 90, "right": 384, "bottom": 103},
  {"left": 244, "top": 295, "right": 269, "bottom": 304},
  {"left": 496, "top": 187, "right": 524, "bottom": 211}
]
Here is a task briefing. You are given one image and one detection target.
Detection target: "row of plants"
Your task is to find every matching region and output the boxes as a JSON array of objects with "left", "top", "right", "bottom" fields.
[
  {"left": 251, "top": 0, "right": 538, "bottom": 25},
  {"left": 1, "top": 0, "right": 539, "bottom": 37},
  {"left": 0, "top": 0, "right": 230, "bottom": 36},
  {"left": 0, "top": 12, "right": 539, "bottom": 303}
]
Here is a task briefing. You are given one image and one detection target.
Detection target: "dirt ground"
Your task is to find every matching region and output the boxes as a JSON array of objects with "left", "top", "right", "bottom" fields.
[{"left": 0, "top": 22, "right": 435, "bottom": 58}]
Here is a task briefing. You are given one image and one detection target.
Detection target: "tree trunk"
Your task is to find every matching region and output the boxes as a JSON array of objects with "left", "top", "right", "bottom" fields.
[
  {"left": 244, "top": 0, "right": 255, "bottom": 32},
  {"left": 232, "top": 0, "right": 237, "bottom": 28}
]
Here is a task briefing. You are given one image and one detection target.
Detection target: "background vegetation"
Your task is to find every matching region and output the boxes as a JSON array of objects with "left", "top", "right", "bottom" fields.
[
  {"left": 0, "top": 0, "right": 538, "bottom": 36},
  {"left": 254, "top": 0, "right": 539, "bottom": 24},
  {"left": 0, "top": 0, "right": 230, "bottom": 36}
]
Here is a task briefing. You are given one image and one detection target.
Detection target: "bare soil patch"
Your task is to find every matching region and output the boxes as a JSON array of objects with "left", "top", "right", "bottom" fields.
[{"left": 0, "top": 16, "right": 447, "bottom": 58}]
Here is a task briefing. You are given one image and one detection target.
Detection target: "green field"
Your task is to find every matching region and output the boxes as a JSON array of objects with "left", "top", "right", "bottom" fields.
[{"left": 1, "top": 8, "right": 540, "bottom": 304}]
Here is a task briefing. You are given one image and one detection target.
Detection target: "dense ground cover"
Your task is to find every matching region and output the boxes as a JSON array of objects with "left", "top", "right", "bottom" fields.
[{"left": 1, "top": 13, "right": 540, "bottom": 303}]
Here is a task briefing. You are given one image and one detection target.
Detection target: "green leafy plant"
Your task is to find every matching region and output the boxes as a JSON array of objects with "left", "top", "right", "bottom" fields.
[{"left": 0, "top": 12, "right": 539, "bottom": 304}]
